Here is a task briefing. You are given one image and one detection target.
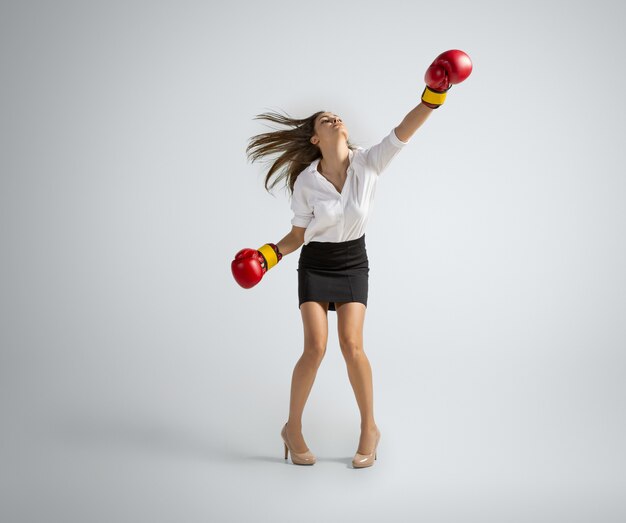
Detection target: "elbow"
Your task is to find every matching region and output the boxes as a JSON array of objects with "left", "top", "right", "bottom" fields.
[{"left": 394, "top": 125, "right": 411, "bottom": 143}]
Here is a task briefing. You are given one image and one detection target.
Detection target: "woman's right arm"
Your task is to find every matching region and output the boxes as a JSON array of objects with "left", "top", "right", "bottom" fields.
[{"left": 276, "top": 226, "right": 305, "bottom": 256}]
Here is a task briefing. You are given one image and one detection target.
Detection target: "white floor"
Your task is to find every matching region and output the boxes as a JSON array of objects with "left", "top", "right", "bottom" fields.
[{"left": 2, "top": 396, "right": 623, "bottom": 523}]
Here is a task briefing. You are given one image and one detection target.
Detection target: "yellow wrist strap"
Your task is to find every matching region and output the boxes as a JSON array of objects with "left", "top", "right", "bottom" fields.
[
  {"left": 257, "top": 243, "right": 279, "bottom": 270},
  {"left": 421, "top": 86, "right": 447, "bottom": 106}
]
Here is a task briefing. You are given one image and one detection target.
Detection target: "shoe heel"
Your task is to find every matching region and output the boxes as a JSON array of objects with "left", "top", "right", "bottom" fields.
[
  {"left": 280, "top": 422, "right": 316, "bottom": 465},
  {"left": 352, "top": 429, "right": 380, "bottom": 468}
]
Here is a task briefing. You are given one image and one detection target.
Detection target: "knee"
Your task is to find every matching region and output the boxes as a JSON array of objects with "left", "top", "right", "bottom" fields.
[
  {"left": 339, "top": 339, "right": 363, "bottom": 361},
  {"left": 303, "top": 342, "right": 326, "bottom": 364}
]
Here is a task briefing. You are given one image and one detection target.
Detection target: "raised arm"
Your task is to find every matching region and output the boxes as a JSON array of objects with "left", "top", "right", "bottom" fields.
[
  {"left": 396, "top": 49, "right": 473, "bottom": 142},
  {"left": 394, "top": 102, "right": 434, "bottom": 143}
]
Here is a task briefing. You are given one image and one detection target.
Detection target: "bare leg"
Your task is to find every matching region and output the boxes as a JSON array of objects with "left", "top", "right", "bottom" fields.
[
  {"left": 345, "top": 350, "right": 376, "bottom": 428},
  {"left": 286, "top": 302, "right": 328, "bottom": 453},
  {"left": 336, "top": 302, "right": 379, "bottom": 454}
]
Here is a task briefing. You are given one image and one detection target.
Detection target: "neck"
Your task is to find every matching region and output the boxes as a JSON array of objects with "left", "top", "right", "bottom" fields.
[{"left": 319, "top": 143, "right": 350, "bottom": 177}]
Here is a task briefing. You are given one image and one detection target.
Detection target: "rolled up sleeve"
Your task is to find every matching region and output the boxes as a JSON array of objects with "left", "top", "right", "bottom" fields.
[
  {"left": 363, "top": 127, "right": 409, "bottom": 175},
  {"left": 290, "top": 177, "right": 313, "bottom": 227}
]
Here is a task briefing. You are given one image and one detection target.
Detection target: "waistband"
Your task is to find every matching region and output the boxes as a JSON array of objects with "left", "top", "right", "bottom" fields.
[{"left": 305, "top": 234, "right": 365, "bottom": 248}]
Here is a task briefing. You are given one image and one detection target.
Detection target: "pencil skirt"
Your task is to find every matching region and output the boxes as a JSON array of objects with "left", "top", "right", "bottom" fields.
[{"left": 297, "top": 234, "right": 369, "bottom": 312}]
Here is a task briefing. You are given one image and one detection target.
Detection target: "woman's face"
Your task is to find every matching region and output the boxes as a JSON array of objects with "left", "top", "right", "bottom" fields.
[{"left": 311, "top": 112, "right": 348, "bottom": 147}]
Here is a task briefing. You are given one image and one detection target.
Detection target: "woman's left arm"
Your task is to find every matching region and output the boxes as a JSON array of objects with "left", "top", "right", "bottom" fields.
[{"left": 394, "top": 102, "right": 435, "bottom": 143}]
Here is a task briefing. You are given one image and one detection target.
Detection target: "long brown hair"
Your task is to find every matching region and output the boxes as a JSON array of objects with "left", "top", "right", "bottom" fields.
[{"left": 246, "top": 109, "right": 359, "bottom": 196}]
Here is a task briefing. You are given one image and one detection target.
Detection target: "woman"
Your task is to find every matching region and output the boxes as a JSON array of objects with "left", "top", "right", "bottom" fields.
[{"left": 234, "top": 50, "right": 472, "bottom": 468}]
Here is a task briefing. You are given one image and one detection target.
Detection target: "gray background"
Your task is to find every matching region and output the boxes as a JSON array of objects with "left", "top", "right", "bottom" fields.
[{"left": 1, "top": 0, "right": 625, "bottom": 521}]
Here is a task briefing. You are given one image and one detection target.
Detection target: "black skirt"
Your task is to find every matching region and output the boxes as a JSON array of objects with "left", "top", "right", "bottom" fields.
[{"left": 297, "top": 234, "right": 369, "bottom": 312}]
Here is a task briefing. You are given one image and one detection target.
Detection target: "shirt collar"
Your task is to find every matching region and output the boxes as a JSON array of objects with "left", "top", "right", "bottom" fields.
[{"left": 309, "top": 148, "right": 355, "bottom": 173}]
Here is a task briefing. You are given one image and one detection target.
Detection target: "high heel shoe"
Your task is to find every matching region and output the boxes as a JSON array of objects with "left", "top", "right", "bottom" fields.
[
  {"left": 352, "top": 427, "right": 381, "bottom": 468},
  {"left": 281, "top": 423, "right": 316, "bottom": 465}
]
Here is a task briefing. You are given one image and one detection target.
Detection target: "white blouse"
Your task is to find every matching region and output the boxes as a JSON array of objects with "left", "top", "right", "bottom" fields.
[{"left": 290, "top": 127, "right": 410, "bottom": 245}]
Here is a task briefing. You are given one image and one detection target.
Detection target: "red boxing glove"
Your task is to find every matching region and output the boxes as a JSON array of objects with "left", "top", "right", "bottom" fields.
[
  {"left": 231, "top": 242, "right": 283, "bottom": 289},
  {"left": 421, "top": 49, "right": 473, "bottom": 109}
]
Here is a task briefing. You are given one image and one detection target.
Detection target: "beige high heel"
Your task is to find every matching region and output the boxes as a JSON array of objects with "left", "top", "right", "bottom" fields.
[
  {"left": 352, "top": 427, "right": 381, "bottom": 468},
  {"left": 281, "top": 423, "right": 316, "bottom": 465}
]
